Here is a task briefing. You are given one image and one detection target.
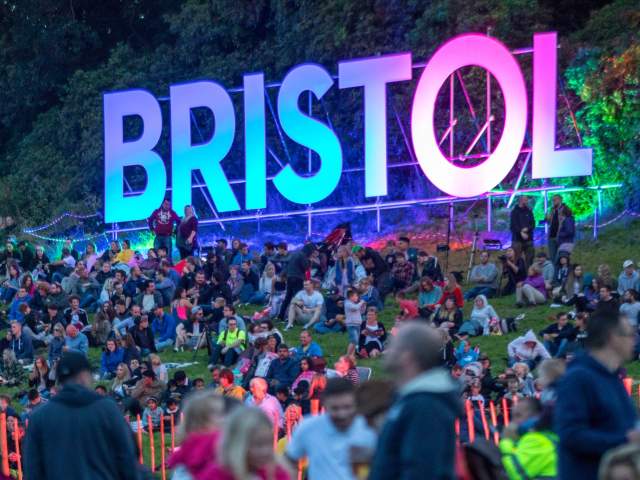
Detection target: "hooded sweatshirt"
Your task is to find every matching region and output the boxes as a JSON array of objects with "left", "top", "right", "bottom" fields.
[
  {"left": 23, "top": 383, "right": 140, "bottom": 480},
  {"left": 507, "top": 330, "right": 551, "bottom": 362},
  {"left": 469, "top": 295, "right": 498, "bottom": 335},
  {"left": 554, "top": 353, "right": 637, "bottom": 480},
  {"left": 369, "top": 368, "right": 461, "bottom": 480}
]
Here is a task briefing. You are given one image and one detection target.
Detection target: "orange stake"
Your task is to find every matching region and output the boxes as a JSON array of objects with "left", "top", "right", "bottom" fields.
[
  {"left": 0, "top": 414, "right": 9, "bottom": 477},
  {"left": 489, "top": 401, "right": 500, "bottom": 445},
  {"left": 13, "top": 425, "right": 22, "bottom": 480},
  {"left": 160, "top": 415, "right": 166, "bottom": 480},
  {"left": 170, "top": 414, "right": 175, "bottom": 452},
  {"left": 310, "top": 399, "right": 319, "bottom": 416},
  {"left": 502, "top": 398, "right": 510, "bottom": 426},
  {"left": 478, "top": 401, "right": 490, "bottom": 441},
  {"left": 148, "top": 416, "right": 155, "bottom": 472},
  {"left": 465, "top": 400, "right": 475, "bottom": 443},
  {"left": 624, "top": 377, "right": 633, "bottom": 395},
  {"left": 136, "top": 415, "right": 143, "bottom": 465}
]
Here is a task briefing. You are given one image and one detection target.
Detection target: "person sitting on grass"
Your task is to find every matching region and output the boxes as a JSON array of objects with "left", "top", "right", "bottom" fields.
[
  {"left": 210, "top": 317, "right": 246, "bottom": 367},
  {"left": 620, "top": 289, "right": 640, "bottom": 328},
  {"left": 215, "top": 368, "right": 246, "bottom": 400},
  {"left": 266, "top": 344, "right": 299, "bottom": 392},
  {"left": 358, "top": 307, "right": 387, "bottom": 359},
  {"left": 457, "top": 295, "right": 499, "bottom": 337},
  {"left": 142, "top": 396, "right": 163, "bottom": 431},
  {"left": 437, "top": 273, "right": 464, "bottom": 308},
  {"left": 100, "top": 338, "right": 124, "bottom": 380},
  {"left": 417, "top": 277, "right": 442, "bottom": 319},
  {"left": 516, "top": 266, "right": 547, "bottom": 307},
  {"left": 508, "top": 330, "right": 550, "bottom": 368},
  {"left": 431, "top": 296, "right": 463, "bottom": 334},
  {"left": 151, "top": 304, "right": 177, "bottom": 351},
  {"left": 285, "top": 280, "right": 325, "bottom": 331},
  {"left": 539, "top": 312, "right": 576, "bottom": 358},
  {"left": 465, "top": 251, "right": 499, "bottom": 300},
  {"left": 331, "top": 355, "right": 359, "bottom": 385},
  {"left": 63, "top": 323, "right": 89, "bottom": 357},
  {"left": 131, "top": 313, "right": 156, "bottom": 356},
  {"left": 292, "top": 330, "right": 323, "bottom": 361}
]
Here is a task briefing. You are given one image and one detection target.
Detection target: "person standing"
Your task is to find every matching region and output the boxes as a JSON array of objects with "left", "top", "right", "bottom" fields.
[
  {"left": 286, "top": 378, "right": 377, "bottom": 480},
  {"left": 176, "top": 205, "right": 198, "bottom": 260},
  {"left": 554, "top": 313, "right": 638, "bottom": 480},
  {"left": 23, "top": 352, "right": 141, "bottom": 479},
  {"left": 148, "top": 198, "right": 180, "bottom": 262},
  {"left": 510, "top": 196, "right": 536, "bottom": 268},
  {"left": 369, "top": 323, "right": 460, "bottom": 480},
  {"left": 545, "top": 194, "right": 563, "bottom": 263}
]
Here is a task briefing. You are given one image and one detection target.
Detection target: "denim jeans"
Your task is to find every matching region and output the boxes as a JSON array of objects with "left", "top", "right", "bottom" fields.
[
  {"left": 155, "top": 339, "right": 174, "bottom": 351},
  {"left": 544, "top": 339, "right": 569, "bottom": 358},
  {"left": 154, "top": 235, "right": 173, "bottom": 262},
  {"left": 464, "top": 286, "right": 497, "bottom": 300}
]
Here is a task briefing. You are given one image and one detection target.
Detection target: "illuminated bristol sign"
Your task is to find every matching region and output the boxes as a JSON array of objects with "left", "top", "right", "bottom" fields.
[{"left": 104, "top": 32, "right": 592, "bottom": 223}]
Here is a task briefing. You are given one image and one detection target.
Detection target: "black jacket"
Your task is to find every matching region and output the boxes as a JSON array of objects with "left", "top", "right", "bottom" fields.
[
  {"left": 510, "top": 205, "right": 535, "bottom": 242},
  {"left": 286, "top": 244, "right": 315, "bottom": 280},
  {"left": 24, "top": 383, "right": 141, "bottom": 480},
  {"left": 369, "top": 369, "right": 461, "bottom": 480}
]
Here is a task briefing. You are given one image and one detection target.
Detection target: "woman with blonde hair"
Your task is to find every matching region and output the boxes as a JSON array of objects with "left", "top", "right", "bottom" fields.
[
  {"left": 168, "top": 390, "right": 240, "bottom": 480},
  {"left": 111, "top": 362, "right": 131, "bottom": 400},
  {"left": 202, "top": 406, "right": 291, "bottom": 479}
]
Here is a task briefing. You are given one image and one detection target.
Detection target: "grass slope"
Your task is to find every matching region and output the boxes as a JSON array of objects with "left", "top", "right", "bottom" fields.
[{"left": 3, "top": 218, "right": 639, "bottom": 473}]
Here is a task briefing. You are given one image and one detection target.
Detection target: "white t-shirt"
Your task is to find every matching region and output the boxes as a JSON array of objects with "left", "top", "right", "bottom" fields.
[
  {"left": 293, "top": 290, "right": 324, "bottom": 310},
  {"left": 286, "top": 414, "right": 377, "bottom": 480}
]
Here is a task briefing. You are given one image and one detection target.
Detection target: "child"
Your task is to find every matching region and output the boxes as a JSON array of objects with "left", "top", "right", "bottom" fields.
[
  {"left": 344, "top": 289, "right": 366, "bottom": 357},
  {"left": 142, "top": 396, "right": 163, "bottom": 431}
]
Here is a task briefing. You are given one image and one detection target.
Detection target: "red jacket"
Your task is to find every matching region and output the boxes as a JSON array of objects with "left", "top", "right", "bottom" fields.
[
  {"left": 197, "top": 463, "right": 291, "bottom": 480},
  {"left": 148, "top": 207, "right": 180, "bottom": 236},
  {"left": 437, "top": 287, "right": 464, "bottom": 308},
  {"left": 167, "top": 430, "right": 220, "bottom": 478}
]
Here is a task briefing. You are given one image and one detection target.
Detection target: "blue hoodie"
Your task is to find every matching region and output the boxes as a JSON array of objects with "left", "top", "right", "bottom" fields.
[
  {"left": 100, "top": 347, "right": 125, "bottom": 376},
  {"left": 151, "top": 313, "right": 177, "bottom": 342},
  {"left": 554, "top": 353, "right": 636, "bottom": 480}
]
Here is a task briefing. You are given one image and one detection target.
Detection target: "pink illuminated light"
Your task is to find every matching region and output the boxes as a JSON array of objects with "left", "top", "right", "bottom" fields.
[{"left": 411, "top": 34, "right": 528, "bottom": 197}]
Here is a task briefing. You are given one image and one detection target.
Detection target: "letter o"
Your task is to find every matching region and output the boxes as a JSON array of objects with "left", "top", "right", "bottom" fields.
[{"left": 411, "top": 34, "right": 527, "bottom": 197}]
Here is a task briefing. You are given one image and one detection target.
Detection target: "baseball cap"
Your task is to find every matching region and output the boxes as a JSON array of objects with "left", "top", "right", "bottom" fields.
[
  {"left": 623, "top": 260, "right": 634, "bottom": 268},
  {"left": 56, "top": 352, "right": 91, "bottom": 383},
  {"left": 351, "top": 245, "right": 363, "bottom": 254},
  {"left": 191, "top": 306, "right": 203, "bottom": 315}
]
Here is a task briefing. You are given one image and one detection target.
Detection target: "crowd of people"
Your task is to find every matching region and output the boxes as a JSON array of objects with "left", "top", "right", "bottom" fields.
[{"left": 0, "top": 194, "right": 639, "bottom": 479}]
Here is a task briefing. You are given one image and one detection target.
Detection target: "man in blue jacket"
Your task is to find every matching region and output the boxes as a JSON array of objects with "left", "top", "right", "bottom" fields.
[
  {"left": 151, "top": 305, "right": 177, "bottom": 351},
  {"left": 369, "top": 323, "right": 460, "bottom": 479},
  {"left": 266, "top": 344, "right": 300, "bottom": 392},
  {"left": 554, "top": 312, "right": 639, "bottom": 480},
  {"left": 292, "top": 330, "right": 323, "bottom": 361}
]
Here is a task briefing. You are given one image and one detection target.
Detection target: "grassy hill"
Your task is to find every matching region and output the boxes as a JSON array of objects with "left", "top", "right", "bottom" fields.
[{"left": 3, "top": 217, "right": 639, "bottom": 474}]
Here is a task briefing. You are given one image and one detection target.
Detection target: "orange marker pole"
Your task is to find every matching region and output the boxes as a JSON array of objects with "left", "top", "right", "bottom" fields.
[
  {"left": 170, "top": 414, "right": 175, "bottom": 452},
  {"left": 310, "top": 399, "right": 319, "bottom": 416},
  {"left": 0, "top": 414, "right": 9, "bottom": 477},
  {"left": 478, "top": 401, "right": 490, "bottom": 441},
  {"left": 624, "top": 377, "right": 633, "bottom": 395},
  {"left": 489, "top": 401, "right": 500, "bottom": 445},
  {"left": 136, "top": 415, "right": 143, "bottom": 464},
  {"left": 465, "top": 400, "right": 475, "bottom": 443},
  {"left": 454, "top": 418, "right": 460, "bottom": 445},
  {"left": 637, "top": 385, "right": 640, "bottom": 408},
  {"left": 13, "top": 426, "right": 22, "bottom": 480},
  {"left": 148, "top": 416, "right": 155, "bottom": 472},
  {"left": 160, "top": 415, "right": 166, "bottom": 480},
  {"left": 502, "top": 398, "right": 510, "bottom": 426}
]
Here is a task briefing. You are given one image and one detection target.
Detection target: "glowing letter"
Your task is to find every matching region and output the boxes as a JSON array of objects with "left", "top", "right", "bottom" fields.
[
  {"left": 411, "top": 34, "right": 528, "bottom": 197},
  {"left": 274, "top": 64, "right": 342, "bottom": 204},
  {"left": 104, "top": 90, "right": 166, "bottom": 223},
  {"left": 338, "top": 53, "right": 412, "bottom": 197},
  {"left": 244, "top": 73, "right": 267, "bottom": 210},
  {"left": 532, "top": 32, "right": 592, "bottom": 178},
  {"left": 170, "top": 81, "right": 239, "bottom": 213}
]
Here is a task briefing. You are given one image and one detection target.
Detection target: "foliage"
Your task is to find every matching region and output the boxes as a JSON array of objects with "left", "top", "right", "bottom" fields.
[{"left": 0, "top": 0, "right": 638, "bottom": 226}]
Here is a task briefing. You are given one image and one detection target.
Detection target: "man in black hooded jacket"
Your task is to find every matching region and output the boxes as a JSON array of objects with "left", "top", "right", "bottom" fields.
[
  {"left": 369, "top": 323, "right": 461, "bottom": 480},
  {"left": 24, "top": 352, "right": 142, "bottom": 479}
]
